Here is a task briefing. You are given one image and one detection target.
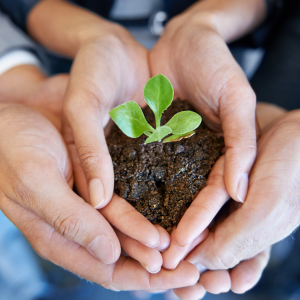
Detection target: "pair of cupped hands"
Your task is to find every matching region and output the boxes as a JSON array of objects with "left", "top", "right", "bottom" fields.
[{"left": 1, "top": 11, "right": 300, "bottom": 300}]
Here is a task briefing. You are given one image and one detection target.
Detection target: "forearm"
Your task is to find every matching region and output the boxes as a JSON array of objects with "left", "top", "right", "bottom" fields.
[
  {"left": 27, "top": 0, "right": 122, "bottom": 57},
  {"left": 182, "top": 0, "right": 267, "bottom": 42}
]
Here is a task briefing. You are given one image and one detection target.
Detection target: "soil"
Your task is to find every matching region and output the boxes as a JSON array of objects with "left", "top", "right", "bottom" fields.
[{"left": 107, "top": 99, "right": 224, "bottom": 232}]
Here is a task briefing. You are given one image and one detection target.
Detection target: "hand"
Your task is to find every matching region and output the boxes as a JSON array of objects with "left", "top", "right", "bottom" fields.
[
  {"left": 0, "top": 104, "right": 200, "bottom": 290},
  {"left": 0, "top": 53, "right": 169, "bottom": 276},
  {"left": 150, "top": 1, "right": 265, "bottom": 242},
  {"left": 0, "top": 64, "right": 68, "bottom": 119},
  {"left": 177, "top": 109, "right": 300, "bottom": 297},
  {"left": 62, "top": 32, "right": 149, "bottom": 208},
  {"left": 158, "top": 155, "right": 269, "bottom": 298}
]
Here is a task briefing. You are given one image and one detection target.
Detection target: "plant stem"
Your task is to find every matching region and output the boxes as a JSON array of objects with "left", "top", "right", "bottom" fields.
[{"left": 155, "top": 115, "right": 160, "bottom": 129}]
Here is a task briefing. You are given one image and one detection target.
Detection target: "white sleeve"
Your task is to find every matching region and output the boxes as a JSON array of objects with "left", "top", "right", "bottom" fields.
[{"left": 0, "top": 49, "right": 43, "bottom": 76}]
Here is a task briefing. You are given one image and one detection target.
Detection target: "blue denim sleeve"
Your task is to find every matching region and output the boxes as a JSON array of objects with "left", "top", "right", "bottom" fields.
[{"left": 0, "top": 0, "right": 41, "bottom": 31}]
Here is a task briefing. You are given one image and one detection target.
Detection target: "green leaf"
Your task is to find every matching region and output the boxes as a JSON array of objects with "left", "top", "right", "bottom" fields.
[
  {"left": 144, "top": 74, "right": 174, "bottom": 128},
  {"left": 162, "top": 131, "right": 196, "bottom": 143},
  {"left": 145, "top": 126, "right": 172, "bottom": 144},
  {"left": 166, "top": 111, "right": 202, "bottom": 135},
  {"left": 109, "top": 101, "right": 154, "bottom": 138}
]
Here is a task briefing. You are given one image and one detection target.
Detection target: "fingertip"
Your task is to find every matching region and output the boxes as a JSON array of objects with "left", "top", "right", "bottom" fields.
[
  {"left": 88, "top": 234, "right": 120, "bottom": 264},
  {"left": 236, "top": 173, "right": 249, "bottom": 203},
  {"left": 101, "top": 195, "right": 160, "bottom": 248},
  {"left": 154, "top": 225, "right": 170, "bottom": 251},
  {"left": 142, "top": 228, "right": 161, "bottom": 248},
  {"left": 143, "top": 263, "right": 162, "bottom": 274},
  {"left": 174, "top": 283, "right": 206, "bottom": 300},
  {"left": 200, "top": 270, "right": 231, "bottom": 294},
  {"left": 90, "top": 178, "right": 105, "bottom": 208},
  {"left": 230, "top": 249, "right": 270, "bottom": 294},
  {"left": 181, "top": 261, "right": 200, "bottom": 287}
]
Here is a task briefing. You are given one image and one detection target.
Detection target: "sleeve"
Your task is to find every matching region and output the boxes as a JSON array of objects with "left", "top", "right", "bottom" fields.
[
  {"left": 0, "top": 0, "right": 41, "bottom": 31},
  {"left": 0, "top": 9, "right": 49, "bottom": 73},
  {"left": 264, "top": 0, "right": 284, "bottom": 23}
]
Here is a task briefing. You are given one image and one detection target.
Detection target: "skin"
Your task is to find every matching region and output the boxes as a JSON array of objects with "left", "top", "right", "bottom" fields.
[
  {"left": 0, "top": 65, "right": 201, "bottom": 286},
  {"left": 186, "top": 109, "right": 300, "bottom": 271},
  {"left": 168, "top": 105, "right": 295, "bottom": 299},
  {"left": 0, "top": 103, "right": 200, "bottom": 290},
  {"left": 150, "top": 0, "right": 266, "bottom": 208},
  {"left": 25, "top": 0, "right": 266, "bottom": 267},
  {"left": 2, "top": 0, "right": 294, "bottom": 296},
  {"left": 0, "top": 65, "right": 278, "bottom": 298},
  {"left": 27, "top": 0, "right": 150, "bottom": 210}
]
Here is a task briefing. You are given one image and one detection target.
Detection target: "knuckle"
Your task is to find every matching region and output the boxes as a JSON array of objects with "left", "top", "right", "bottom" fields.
[
  {"left": 12, "top": 181, "right": 34, "bottom": 208},
  {"left": 53, "top": 211, "right": 84, "bottom": 241},
  {"left": 64, "top": 91, "right": 100, "bottom": 121},
  {"left": 78, "top": 147, "right": 100, "bottom": 175},
  {"left": 211, "top": 247, "right": 239, "bottom": 269}
]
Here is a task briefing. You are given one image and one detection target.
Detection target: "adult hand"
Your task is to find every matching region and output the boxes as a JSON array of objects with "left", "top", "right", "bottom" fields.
[
  {"left": 0, "top": 64, "right": 68, "bottom": 118},
  {"left": 0, "top": 104, "right": 199, "bottom": 289},
  {"left": 180, "top": 109, "right": 300, "bottom": 297},
  {"left": 28, "top": 0, "right": 150, "bottom": 208},
  {"left": 150, "top": 0, "right": 266, "bottom": 237},
  {"left": 161, "top": 155, "right": 270, "bottom": 298},
  {"left": 0, "top": 57, "right": 168, "bottom": 275}
]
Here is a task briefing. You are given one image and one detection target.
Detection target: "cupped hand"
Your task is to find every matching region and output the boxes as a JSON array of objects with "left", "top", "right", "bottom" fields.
[
  {"left": 160, "top": 155, "right": 269, "bottom": 298},
  {"left": 177, "top": 109, "right": 300, "bottom": 297},
  {"left": 150, "top": 7, "right": 258, "bottom": 240},
  {"left": 0, "top": 58, "right": 169, "bottom": 274},
  {"left": 62, "top": 25, "right": 150, "bottom": 209},
  {"left": 0, "top": 104, "right": 200, "bottom": 289}
]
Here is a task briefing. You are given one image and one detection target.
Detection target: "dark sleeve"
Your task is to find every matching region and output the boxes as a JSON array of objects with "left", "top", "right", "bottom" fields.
[
  {"left": 264, "top": 0, "right": 284, "bottom": 24},
  {"left": 0, "top": 0, "right": 41, "bottom": 31},
  {"left": 229, "top": 0, "right": 285, "bottom": 48}
]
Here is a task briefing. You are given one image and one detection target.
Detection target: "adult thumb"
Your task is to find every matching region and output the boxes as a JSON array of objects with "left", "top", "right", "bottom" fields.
[{"left": 220, "top": 79, "right": 257, "bottom": 203}]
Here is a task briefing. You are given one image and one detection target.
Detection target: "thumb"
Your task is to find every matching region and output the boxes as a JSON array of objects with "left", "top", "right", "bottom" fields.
[
  {"left": 220, "top": 76, "right": 257, "bottom": 203},
  {"left": 8, "top": 164, "right": 120, "bottom": 265},
  {"left": 63, "top": 95, "right": 114, "bottom": 209}
]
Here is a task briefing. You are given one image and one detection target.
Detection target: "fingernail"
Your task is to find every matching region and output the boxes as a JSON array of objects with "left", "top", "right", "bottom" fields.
[
  {"left": 174, "top": 239, "right": 189, "bottom": 248},
  {"left": 143, "top": 241, "right": 160, "bottom": 248},
  {"left": 89, "top": 235, "right": 115, "bottom": 264},
  {"left": 89, "top": 178, "right": 105, "bottom": 209},
  {"left": 143, "top": 264, "right": 161, "bottom": 274},
  {"left": 237, "top": 173, "right": 248, "bottom": 203},
  {"left": 157, "top": 243, "right": 169, "bottom": 252}
]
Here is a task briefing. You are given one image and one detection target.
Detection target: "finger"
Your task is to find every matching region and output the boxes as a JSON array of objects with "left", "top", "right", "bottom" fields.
[
  {"left": 101, "top": 193, "right": 160, "bottom": 248},
  {"left": 5, "top": 165, "right": 121, "bottom": 265},
  {"left": 163, "top": 227, "right": 209, "bottom": 270},
  {"left": 154, "top": 224, "right": 170, "bottom": 252},
  {"left": 62, "top": 45, "right": 118, "bottom": 209},
  {"left": 175, "top": 156, "right": 229, "bottom": 247},
  {"left": 116, "top": 229, "right": 163, "bottom": 274},
  {"left": 200, "top": 270, "right": 231, "bottom": 294},
  {"left": 0, "top": 195, "right": 200, "bottom": 291},
  {"left": 174, "top": 283, "right": 206, "bottom": 300},
  {"left": 63, "top": 109, "right": 114, "bottom": 209},
  {"left": 220, "top": 70, "right": 257, "bottom": 203},
  {"left": 230, "top": 247, "right": 271, "bottom": 294}
]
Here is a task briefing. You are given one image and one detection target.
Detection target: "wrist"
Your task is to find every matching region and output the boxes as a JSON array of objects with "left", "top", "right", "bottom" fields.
[
  {"left": 27, "top": 0, "right": 129, "bottom": 57},
  {"left": 173, "top": 0, "right": 267, "bottom": 43}
]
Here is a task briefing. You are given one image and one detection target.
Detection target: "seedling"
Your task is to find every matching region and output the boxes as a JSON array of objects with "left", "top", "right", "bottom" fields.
[{"left": 109, "top": 74, "right": 202, "bottom": 144}]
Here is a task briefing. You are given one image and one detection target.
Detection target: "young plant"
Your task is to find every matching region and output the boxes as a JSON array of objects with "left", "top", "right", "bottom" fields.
[{"left": 109, "top": 74, "right": 202, "bottom": 144}]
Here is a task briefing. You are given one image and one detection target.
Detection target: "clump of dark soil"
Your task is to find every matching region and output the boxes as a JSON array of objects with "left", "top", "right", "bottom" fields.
[{"left": 107, "top": 99, "right": 224, "bottom": 232}]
